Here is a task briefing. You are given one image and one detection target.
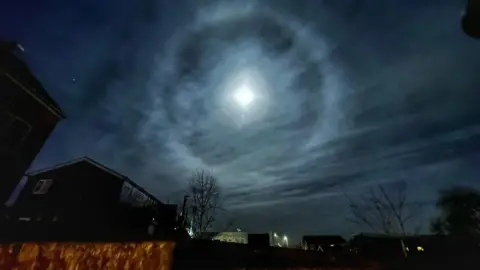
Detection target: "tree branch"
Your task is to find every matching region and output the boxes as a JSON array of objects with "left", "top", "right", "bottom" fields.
[{"left": 345, "top": 181, "right": 420, "bottom": 235}]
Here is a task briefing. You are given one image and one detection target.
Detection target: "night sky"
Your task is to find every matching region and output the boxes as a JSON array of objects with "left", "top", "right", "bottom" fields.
[{"left": 2, "top": 0, "right": 480, "bottom": 242}]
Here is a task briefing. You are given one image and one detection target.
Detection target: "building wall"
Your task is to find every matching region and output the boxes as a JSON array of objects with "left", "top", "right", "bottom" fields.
[
  {"left": 0, "top": 242, "right": 175, "bottom": 269},
  {"left": 116, "top": 183, "right": 178, "bottom": 238},
  {"left": 7, "top": 161, "right": 124, "bottom": 240},
  {"left": 213, "top": 232, "right": 248, "bottom": 244},
  {"left": 248, "top": 233, "right": 271, "bottom": 248},
  {"left": 5, "top": 160, "right": 179, "bottom": 242},
  {"left": 120, "top": 180, "right": 159, "bottom": 208},
  {"left": 0, "top": 65, "right": 61, "bottom": 206}
]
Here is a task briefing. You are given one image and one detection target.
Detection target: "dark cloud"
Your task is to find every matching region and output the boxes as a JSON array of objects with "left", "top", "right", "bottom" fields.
[{"left": 3, "top": 0, "right": 480, "bottom": 240}]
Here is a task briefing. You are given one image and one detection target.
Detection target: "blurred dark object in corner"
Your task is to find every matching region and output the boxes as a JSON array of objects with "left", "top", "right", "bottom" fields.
[
  {"left": 0, "top": 41, "right": 23, "bottom": 54},
  {"left": 462, "top": 0, "right": 480, "bottom": 39}
]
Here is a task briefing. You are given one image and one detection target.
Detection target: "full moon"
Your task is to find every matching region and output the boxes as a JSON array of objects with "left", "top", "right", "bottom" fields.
[
  {"left": 234, "top": 84, "right": 255, "bottom": 108},
  {"left": 218, "top": 65, "right": 271, "bottom": 125}
]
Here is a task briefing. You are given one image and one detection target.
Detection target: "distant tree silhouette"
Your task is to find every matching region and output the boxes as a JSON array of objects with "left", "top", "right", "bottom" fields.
[
  {"left": 186, "top": 170, "right": 221, "bottom": 238},
  {"left": 346, "top": 181, "right": 422, "bottom": 235},
  {"left": 430, "top": 186, "right": 480, "bottom": 236},
  {"left": 222, "top": 218, "right": 236, "bottom": 232}
]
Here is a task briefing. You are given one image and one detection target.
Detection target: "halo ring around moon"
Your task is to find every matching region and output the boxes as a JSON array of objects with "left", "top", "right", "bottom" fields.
[{"left": 146, "top": 3, "right": 343, "bottom": 166}]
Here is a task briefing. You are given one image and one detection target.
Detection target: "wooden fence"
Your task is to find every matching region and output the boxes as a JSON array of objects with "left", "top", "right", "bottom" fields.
[
  {"left": 0, "top": 241, "right": 381, "bottom": 270},
  {"left": 0, "top": 242, "right": 175, "bottom": 269},
  {"left": 1, "top": 240, "right": 478, "bottom": 269}
]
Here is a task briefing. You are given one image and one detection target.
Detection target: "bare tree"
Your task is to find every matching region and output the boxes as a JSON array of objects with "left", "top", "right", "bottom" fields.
[
  {"left": 186, "top": 170, "right": 221, "bottom": 238},
  {"left": 346, "top": 181, "right": 421, "bottom": 235},
  {"left": 221, "top": 218, "right": 236, "bottom": 232}
]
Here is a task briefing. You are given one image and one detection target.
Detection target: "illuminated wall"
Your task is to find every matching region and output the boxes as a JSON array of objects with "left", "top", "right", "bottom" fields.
[
  {"left": 213, "top": 232, "right": 248, "bottom": 244},
  {"left": 0, "top": 242, "right": 174, "bottom": 269}
]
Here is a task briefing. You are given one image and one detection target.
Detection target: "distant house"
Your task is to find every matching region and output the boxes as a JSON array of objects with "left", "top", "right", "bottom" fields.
[
  {"left": 248, "top": 233, "right": 271, "bottom": 248},
  {"left": 6, "top": 157, "right": 182, "bottom": 242},
  {"left": 351, "top": 233, "right": 480, "bottom": 259},
  {"left": 198, "top": 231, "right": 249, "bottom": 244},
  {"left": 0, "top": 41, "right": 64, "bottom": 207},
  {"left": 349, "top": 233, "right": 408, "bottom": 259},
  {"left": 302, "top": 235, "right": 346, "bottom": 252},
  {"left": 213, "top": 232, "right": 248, "bottom": 244}
]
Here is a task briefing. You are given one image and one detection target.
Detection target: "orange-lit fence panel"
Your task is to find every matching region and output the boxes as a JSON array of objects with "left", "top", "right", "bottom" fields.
[{"left": 0, "top": 242, "right": 175, "bottom": 270}]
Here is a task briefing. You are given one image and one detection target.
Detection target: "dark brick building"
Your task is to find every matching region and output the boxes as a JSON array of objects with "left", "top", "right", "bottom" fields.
[
  {"left": 302, "top": 235, "right": 346, "bottom": 252},
  {"left": 0, "top": 41, "right": 64, "bottom": 206},
  {"left": 6, "top": 157, "right": 182, "bottom": 242},
  {"left": 302, "top": 235, "right": 347, "bottom": 259},
  {"left": 350, "top": 233, "right": 480, "bottom": 259}
]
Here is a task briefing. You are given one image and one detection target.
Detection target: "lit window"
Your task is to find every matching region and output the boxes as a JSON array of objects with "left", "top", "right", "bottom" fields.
[
  {"left": 417, "top": 246, "right": 424, "bottom": 252},
  {"left": 33, "top": 179, "right": 53, "bottom": 194}
]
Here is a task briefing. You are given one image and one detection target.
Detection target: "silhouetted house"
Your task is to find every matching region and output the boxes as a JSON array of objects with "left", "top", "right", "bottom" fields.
[
  {"left": 248, "top": 233, "right": 271, "bottom": 248},
  {"left": 0, "top": 41, "right": 64, "bottom": 206},
  {"left": 350, "top": 233, "right": 407, "bottom": 259},
  {"left": 302, "top": 235, "right": 346, "bottom": 252},
  {"left": 6, "top": 157, "right": 181, "bottom": 242},
  {"left": 351, "top": 233, "right": 480, "bottom": 259}
]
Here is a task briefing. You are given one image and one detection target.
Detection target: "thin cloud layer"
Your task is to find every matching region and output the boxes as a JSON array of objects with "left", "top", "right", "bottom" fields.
[{"left": 3, "top": 0, "right": 480, "bottom": 236}]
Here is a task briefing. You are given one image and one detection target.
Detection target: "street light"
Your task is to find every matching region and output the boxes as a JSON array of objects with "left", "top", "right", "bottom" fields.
[{"left": 283, "top": 235, "right": 288, "bottom": 247}]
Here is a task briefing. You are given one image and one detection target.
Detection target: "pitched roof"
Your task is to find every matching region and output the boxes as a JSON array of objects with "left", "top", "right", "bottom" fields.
[
  {"left": 354, "top": 233, "right": 414, "bottom": 238},
  {"left": 200, "top": 232, "right": 221, "bottom": 240},
  {"left": 354, "top": 233, "right": 442, "bottom": 240},
  {"left": 0, "top": 41, "right": 64, "bottom": 118},
  {"left": 27, "top": 157, "right": 162, "bottom": 205},
  {"left": 302, "top": 235, "right": 346, "bottom": 245}
]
